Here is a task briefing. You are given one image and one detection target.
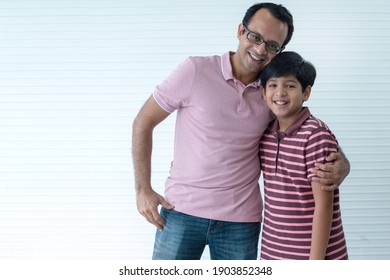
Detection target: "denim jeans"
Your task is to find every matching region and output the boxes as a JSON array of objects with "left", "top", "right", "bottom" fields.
[{"left": 152, "top": 208, "right": 260, "bottom": 260}]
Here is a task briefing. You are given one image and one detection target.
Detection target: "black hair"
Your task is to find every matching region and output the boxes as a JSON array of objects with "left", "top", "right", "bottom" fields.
[
  {"left": 242, "top": 3, "right": 294, "bottom": 48},
  {"left": 260, "top": 51, "right": 316, "bottom": 91}
]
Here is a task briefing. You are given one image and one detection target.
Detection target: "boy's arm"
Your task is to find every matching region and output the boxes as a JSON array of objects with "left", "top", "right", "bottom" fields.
[
  {"left": 310, "top": 148, "right": 350, "bottom": 191},
  {"left": 309, "top": 180, "right": 334, "bottom": 259}
]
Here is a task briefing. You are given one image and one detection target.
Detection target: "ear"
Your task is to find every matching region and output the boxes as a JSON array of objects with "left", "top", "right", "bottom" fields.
[
  {"left": 261, "top": 86, "right": 266, "bottom": 99},
  {"left": 303, "top": 85, "right": 311, "bottom": 102},
  {"left": 237, "top": 23, "right": 245, "bottom": 39}
]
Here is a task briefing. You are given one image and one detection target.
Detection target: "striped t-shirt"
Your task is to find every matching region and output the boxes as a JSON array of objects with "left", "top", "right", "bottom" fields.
[{"left": 259, "top": 107, "right": 348, "bottom": 260}]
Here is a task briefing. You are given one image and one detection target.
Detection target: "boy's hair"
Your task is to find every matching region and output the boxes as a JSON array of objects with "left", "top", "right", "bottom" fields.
[
  {"left": 243, "top": 3, "right": 294, "bottom": 48},
  {"left": 260, "top": 51, "right": 316, "bottom": 91}
]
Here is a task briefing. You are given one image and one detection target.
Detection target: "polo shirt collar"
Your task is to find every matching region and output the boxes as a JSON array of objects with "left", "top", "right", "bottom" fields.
[
  {"left": 269, "top": 107, "right": 312, "bottom": 136},
  {"left": 221, "top": 52, "right": 261, "bottom": 88}
]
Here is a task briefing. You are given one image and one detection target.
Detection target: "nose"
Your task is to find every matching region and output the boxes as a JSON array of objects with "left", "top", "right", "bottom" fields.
[
  {"left": 252, "top": 41, "right": 267, "bottom": 55},
  {"left": 275, "top": 87, "right": 287, "bottom": 96}
]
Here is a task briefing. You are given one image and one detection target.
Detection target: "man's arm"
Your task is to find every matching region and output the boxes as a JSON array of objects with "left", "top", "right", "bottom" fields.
[
  {"left": 132, "top": 95, "right": 174, "bottom": 231},
  {"left": 310, "top": 148, "right": 350, "bottom": 191}
]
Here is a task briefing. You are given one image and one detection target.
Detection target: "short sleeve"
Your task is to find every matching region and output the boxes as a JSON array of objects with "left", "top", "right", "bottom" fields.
[
  {"left": 153, "top": 57, "right": 195, "bottom": 113},
  {"left": 306, "top": 127, "right": 338, "bottom": 181}
]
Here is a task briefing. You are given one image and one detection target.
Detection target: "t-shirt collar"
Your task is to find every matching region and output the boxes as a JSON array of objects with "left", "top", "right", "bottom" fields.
[
  {"left": 221, "top": 52, "right": 261, "bottom": 88},
  {"left": 269, "top": 107, "right": 312, "bottom": 136}
]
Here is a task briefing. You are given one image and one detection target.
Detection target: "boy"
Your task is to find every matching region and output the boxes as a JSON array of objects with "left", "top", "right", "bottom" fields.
[{"left": 259, "top": 51, "right": 348, "bottom": 259}]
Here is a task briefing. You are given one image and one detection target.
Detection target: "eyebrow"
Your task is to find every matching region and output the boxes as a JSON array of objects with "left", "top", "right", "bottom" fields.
[{"left": 268, "top": 77, "right": 299, "bottom": 83}]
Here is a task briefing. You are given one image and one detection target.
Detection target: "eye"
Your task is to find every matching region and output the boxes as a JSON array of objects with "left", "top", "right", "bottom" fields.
[
  {"left": 266, "top": 43, "right": 281, "bottom": 53},
  {"left": 267, "top": 83, "right": 277, "bottom": 88},
  {"left": 249, "top": 33, "right": 263, "bottom": 44}
]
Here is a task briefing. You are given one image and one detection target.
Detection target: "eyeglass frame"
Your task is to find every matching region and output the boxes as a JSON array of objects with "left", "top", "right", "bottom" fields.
[{"left": 242, "top": 24, "right": 283, "bottom": 55}]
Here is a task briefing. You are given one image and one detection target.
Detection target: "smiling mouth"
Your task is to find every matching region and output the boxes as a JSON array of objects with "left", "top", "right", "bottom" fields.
[
  {"left": 274, "top": 101, "right": 288, "bottom": 105},
  {"left": 248, "top": 52, "right": 265, "bottom": 62}
]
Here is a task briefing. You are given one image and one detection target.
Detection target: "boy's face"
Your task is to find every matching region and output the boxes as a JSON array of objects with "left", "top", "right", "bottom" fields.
[{"left": 262, "top": 75, "right": 311, "bottom": 130}]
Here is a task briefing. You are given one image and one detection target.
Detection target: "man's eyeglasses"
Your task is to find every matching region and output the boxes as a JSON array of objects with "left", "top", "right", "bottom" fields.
[{"left": 243, "top": 24, "right": 282, "bottom": 55}]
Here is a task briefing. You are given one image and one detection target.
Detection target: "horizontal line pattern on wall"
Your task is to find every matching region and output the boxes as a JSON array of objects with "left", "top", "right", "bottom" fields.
[
  {"left": 1, "top": 0, "right": 390, "bottom": 260},
  {"left": 279, "top": 1, "right": 390, "bottom": 260}
]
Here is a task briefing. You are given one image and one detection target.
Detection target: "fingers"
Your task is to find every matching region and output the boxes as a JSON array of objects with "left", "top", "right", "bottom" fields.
[
  {"left": 311, "top": 152, "right": 347, "bottom": 191},
  {"left": 310, "top": 163, "right": 341, "bottom": 192},
  {"left": 160, "top": 198, "right": 175, "bottom": 210},
  {"left": 142, "top": 207, "right": 165, "bottom": 231},
  {"left": 310, "top": 167, "right": 333, "bottom": 182},
  {"left": 311, "top": 176, "right": 334, "bottom": 187},
  {"left": 325, "top": 152, "right": 339, "bottom": 162},
  {"left": 147, "top": 197, "right": 174, "bottom": 231},
  {"left": 312, "top": 176, "right": 337, "bottom": 191},
  {"left": 312, "top": 163, "right": 335, "bottom": 175},
  {"left": 321, "top": 184, "right": 338, "bottom": 191},
  {"left": 136, "top": 191, "right": 174, "bottom": 231}
]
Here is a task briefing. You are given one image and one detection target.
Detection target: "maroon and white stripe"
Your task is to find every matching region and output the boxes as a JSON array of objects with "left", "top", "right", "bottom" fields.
[{"left": 259, "top": 109, "right": 348, "bottom": 260}]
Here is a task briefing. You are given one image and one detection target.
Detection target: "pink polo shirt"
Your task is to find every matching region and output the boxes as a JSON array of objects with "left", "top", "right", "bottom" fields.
[{"left": 153, "top": 52, "right": 273, "bottom": 222}]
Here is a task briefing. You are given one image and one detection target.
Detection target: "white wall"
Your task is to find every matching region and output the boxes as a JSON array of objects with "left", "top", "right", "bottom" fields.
[{"left": 0, "top": 0, "right": 389, "bottom": 260}]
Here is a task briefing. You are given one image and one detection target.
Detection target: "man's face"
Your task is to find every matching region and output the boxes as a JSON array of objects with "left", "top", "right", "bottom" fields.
[{"left": 236, "top": 8, "right": 288, "bottom": 76}]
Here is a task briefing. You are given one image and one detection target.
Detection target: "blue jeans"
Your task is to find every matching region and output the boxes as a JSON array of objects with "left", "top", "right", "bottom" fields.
[{"left": 152, "top": 208, "right": 260, "bottom": 260}]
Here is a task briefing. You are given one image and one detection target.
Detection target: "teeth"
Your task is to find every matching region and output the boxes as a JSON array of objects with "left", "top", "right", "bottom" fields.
[
  {"left": 274, "top": 101, "right": 287, "bottom": 105},
  {"left": 249, "top": 52, "right": 264, "bottom": 61}
]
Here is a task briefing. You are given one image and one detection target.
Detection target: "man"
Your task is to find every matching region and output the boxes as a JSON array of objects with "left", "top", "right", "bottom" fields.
[{"left": 132, "top": 3, "right": 350, "bottom": 260}]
